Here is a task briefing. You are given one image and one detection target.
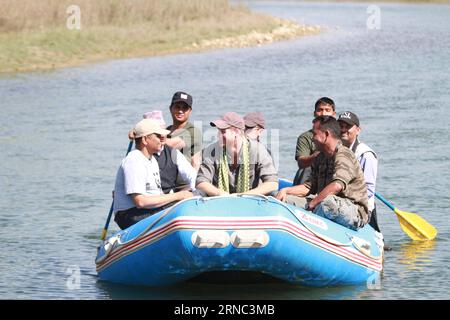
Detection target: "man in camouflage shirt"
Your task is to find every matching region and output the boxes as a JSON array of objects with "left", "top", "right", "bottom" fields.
[{"left": 276, "top": 116, "right": 369, "bottom": 230}]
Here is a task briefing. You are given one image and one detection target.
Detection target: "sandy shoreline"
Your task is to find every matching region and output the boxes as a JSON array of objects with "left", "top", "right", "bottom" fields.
[{"left": 187, "top": 19, "right": 321, "bottom": 52}]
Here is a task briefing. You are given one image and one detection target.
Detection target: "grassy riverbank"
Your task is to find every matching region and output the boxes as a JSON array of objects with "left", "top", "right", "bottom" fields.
[
  {"left": 0, "top": 0, "right": 321, "bottom": 74},
  {"left": 302, "top": 0, "right": 450, "bottom": 3}
]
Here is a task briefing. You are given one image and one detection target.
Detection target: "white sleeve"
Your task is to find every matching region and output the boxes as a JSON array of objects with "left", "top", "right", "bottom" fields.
[
  {"left": 122, "top": 156, "right": 147, "bottom": 195},
  {"left": 359, "top": 152, "right": 378, "bottom": 211},
  {"left": 174, "top": 149, "right": 197, "bottom": 190}
]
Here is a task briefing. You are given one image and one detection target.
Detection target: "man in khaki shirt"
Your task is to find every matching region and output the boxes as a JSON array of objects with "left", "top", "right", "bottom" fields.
[
  {"left": 277, "top": 116, "right": 369, "bottom": 230},
  {"left": 196, "top": 112, "right": 278, "bottom": 197}
]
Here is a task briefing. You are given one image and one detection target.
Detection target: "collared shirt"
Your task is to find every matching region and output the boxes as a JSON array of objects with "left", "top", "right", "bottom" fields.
[
  {"left": 304, "top": 143, "right": 369, "bottom": 224},
  {"left": 294, "top": 129, "right": 317, "bottom": 185},
  {"left": 167, "top": 122, "right": 202, "bottom": 161},
  {"left": 351, "top": 140, "right": 378, "bottom": 212},
  {"left": 196, "top": 139, "right": 278, "bottom": 193},
  {"left": 295, "top": 129, "right": 316, "bottom": 161}
]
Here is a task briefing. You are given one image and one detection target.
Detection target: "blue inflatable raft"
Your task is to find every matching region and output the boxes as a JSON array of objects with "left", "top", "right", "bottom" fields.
[{"left": 96, "top": 183, "right": 384, "bottom": 287}]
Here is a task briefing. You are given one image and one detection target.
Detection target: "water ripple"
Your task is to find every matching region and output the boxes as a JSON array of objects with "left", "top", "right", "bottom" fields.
[{"left": 0, "top": 1, "right": 449, "bottom": 299}]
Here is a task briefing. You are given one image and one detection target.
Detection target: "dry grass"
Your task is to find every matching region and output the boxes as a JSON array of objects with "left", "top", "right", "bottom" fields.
[
  {"left": 0, "top": 0, "right": 320, "bottom": 74},
  {"left": 0, "top": 0, "right": 243, "bottom": 32}
]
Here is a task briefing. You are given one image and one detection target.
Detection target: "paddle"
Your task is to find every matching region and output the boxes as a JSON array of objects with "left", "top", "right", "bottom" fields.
[
  {"left": 101, "top": 139, "right": 134, "bottom": 241},
  {"left": 375, "top": 192, "right": 437, "bottom": 241}
]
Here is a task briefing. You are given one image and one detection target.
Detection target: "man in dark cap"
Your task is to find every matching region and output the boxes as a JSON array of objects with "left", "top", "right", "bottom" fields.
[
  {"left": 338, "top": 111, "right": 381, "bottom": 233},
  {"left": 196, "top": 112, "right": 278, "bottom": 197},
  {"left": 165, "top": 91, "right": 202, "bottom": 170}
]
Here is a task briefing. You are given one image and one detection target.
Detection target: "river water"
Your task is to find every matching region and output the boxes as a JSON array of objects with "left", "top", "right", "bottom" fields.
[{"left": 0, "top": 1, "right": 449, "bottom": 299}]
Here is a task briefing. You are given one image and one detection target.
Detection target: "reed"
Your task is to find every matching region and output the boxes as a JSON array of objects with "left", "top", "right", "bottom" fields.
[
  {"left": 0, "top": 0, "right": 244, "bottom": 32},
  {"left": 0, "top": 0, "right": 319, "bottom": 73}
]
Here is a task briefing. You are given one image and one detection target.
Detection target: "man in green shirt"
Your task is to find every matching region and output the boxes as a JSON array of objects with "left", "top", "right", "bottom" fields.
[
  {"left": 293, "top": 97, "right": 336, "bottom": 185},
  {"left": 165, "top": 91, "right": 203, "bottom": 170}
]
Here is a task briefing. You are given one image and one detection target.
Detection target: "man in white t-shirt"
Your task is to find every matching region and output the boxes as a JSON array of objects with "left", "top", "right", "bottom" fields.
[
  {"left": 142, "top": 110, "right": 197, "bottom": 194},
  {"left": 113, "top": 119, "right": 193, "bottom": 229}
]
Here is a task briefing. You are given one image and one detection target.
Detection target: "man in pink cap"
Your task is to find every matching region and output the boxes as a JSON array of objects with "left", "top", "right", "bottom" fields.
[
  {"left": 196, "top": 112, "right": 278, "bottom": 196},
  {"left": 244, "top": 112, "right": 266, "bottom": 142}
]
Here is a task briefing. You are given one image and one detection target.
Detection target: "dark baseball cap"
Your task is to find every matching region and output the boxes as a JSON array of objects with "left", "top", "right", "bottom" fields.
[
  {"left": 210, "top": 112, "right": 245, "bottom": 130},
  {"left": 170, "top": 91, "right": 193, "bottom": 108},
  {"left": 244, "top": 112, "right": 265, "bottom": 129},
  {"left": 338, "top": 111, "right": 360, "bottom": 127}
]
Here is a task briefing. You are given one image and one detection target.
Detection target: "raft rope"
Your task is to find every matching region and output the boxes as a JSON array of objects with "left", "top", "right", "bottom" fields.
[
  {"left": 97, "top": 197, "right": 202, "bottom": 263},
  {"left": 103, "top": 194, "right": 243, "bottom": 257},
  {"left": 346, "top": 232, "right": 384, "bottom": 261},
  {"left": 113, "top": 194, "right": 259, "bottom": 249},
  {"left": 269, "top": 196, "right": 383, "bottom": 259},
  {"left": 269, "top": 196, "right": 354, "bottom": 247},
  {"left": 117, "top": 196, "right": 203, "bottom": 246},
  {"left": 99, "top": 194, "right": 381, "bottom": 263},
  {"left": 115, "top": 194, "right": 353, "bottom": 247}
]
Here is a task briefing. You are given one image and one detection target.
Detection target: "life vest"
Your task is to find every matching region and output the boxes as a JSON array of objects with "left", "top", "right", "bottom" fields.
[
  {"left": 154, "top": 146, "right": 179, "bottom": 194},
  {"left": 352, "top": 139, "right": 377, "bottom": 161},
  {"left": 352, "top": 138, "right": 378, "bottom": 211}
]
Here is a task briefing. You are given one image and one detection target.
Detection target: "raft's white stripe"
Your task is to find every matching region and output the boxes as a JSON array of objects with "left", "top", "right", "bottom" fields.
[{"left": 97, "top": 217, "right": 383, "bottom": 272}]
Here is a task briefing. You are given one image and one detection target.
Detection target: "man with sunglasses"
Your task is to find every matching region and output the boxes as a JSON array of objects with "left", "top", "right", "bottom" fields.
[
  {"left": 276, "top": 116, "right": 369, "bottom": 230},
  {"left": 165, "top": 91, "right": 202, "bottom": 170},
  {"left": 113, "top": 119, "right": 193, "bottom": 230},
  {"left": 143, "top": 110, "right": 197, "bottom": 195}
]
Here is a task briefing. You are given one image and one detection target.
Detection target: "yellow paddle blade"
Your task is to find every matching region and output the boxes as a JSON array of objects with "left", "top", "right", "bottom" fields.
[
  {"left": 394, "top": 208, "right": 438, "bottom": 241},
  {"left": 101, "top": 229, "right": 107, "bottom": 241}
]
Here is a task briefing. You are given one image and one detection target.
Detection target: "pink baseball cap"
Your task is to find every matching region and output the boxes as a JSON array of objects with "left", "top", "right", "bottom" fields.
[
  {"left": 244, "top": 112, "right": 265, "bottom": 129},
  {"left": 210, "top": 112, "right": 245, "bottom": 130},
  {"left": 143, "top": 110, "right": 166, "bottom": 127}
]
